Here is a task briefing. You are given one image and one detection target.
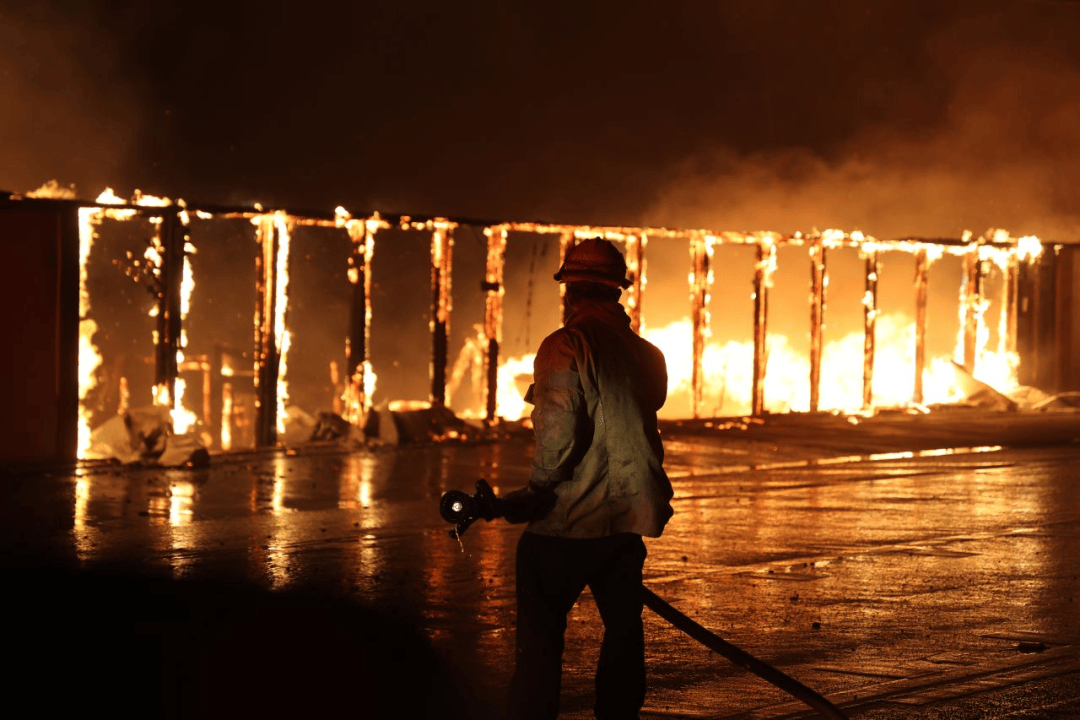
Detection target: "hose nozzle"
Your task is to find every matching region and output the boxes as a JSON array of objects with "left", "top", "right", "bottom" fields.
[{"left": 439, "top": 479, "right": 501, "bottom": 540}]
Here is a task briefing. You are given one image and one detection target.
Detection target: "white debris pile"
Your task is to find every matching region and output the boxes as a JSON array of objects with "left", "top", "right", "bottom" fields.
[{"left": 86, "top": 405, "right": 209, "bottom": 466}]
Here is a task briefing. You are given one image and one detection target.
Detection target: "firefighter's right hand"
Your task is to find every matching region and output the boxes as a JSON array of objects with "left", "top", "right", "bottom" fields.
[
  {"left": 499, "top": 486, "right": 556, "bottom": 524},
  {"left": 474, "top": 479, "right": 501, "bottom": 521}
]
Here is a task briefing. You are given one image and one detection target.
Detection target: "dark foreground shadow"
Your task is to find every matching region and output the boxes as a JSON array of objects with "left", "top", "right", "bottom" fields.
[{"left": 7, "top": 566, "right": 472, "bottom": 720}]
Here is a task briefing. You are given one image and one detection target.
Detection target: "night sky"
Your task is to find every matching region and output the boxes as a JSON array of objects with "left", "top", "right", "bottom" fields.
[{"left": 3, "top": 0, "right": 1080, "bottom": 239}]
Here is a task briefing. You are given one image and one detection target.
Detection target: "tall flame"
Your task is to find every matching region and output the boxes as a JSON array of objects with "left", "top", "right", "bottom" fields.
[
  {"left": 145, "top": 199, "right": 199, "bottom": 435},
  {"left": 339, "top": 210, "right": 382, "bottom": 422},
  {"left": 76, "top": 207, "right": 102, "bottom": 456},
  {"left": 491, "top": 231, "right": 1043, "bottom": 420},
  {"left": 172, "top": 225, "right": 198, "bottom": 434},
  {"left": 496, "top": 354, "right": 535, "bottom": 420},
  {"left": 273, "top": 212, "right": 292, "bottom": 436},
  {"left": 221, "top": 382, "right": 233, "bottom": 451},
  {"left": 78, "top": 189, "right": 205, "bottom": 452},
  {"left": 76, "top": 189, "right": 143, "bottom": 456}
]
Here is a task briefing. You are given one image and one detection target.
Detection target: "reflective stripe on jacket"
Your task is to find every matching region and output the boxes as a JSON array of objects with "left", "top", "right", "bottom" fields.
[{"left": 522, "top": 298, "right": 673, "bottom": 539}]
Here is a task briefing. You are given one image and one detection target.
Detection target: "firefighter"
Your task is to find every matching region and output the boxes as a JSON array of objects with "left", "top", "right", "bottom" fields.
[{"left": 502, "top": 238, "right": 673, "bottom": 720}]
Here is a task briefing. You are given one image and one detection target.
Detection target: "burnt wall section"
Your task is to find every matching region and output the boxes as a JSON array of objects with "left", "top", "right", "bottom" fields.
[
  {"left": 368, "top": 228, "right": 432, "bottom": 407},
  {"left": 0, "top": 207, "right": 77, "bottom": 463},
  {"left": 285, "top": 225, "right": 351, "bottom": 428},
  {"left": 499, "top": 232, "right": 562, "bottom": 362},
  {"left": 1017, "top": 244, "right": 1080, "bottom": 393},
  {"left": 445, "top": 226, "right": 486, "bottom": 417},
  {"left": 86, "top": 217, "right": 159, "bottom": 424},
  {"left": 1067, "top": 247, "right": 1080, "bottom": 392},
  {"left": 184, "top": 218, "right": 259, "bottom": 451}
]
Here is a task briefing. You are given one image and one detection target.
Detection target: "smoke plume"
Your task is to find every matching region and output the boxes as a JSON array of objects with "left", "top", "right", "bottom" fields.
[
  {"left": 644, "top": 27, "right": 1080, "bottom": 243},
  {"left": 0, "top": 4, "right": 143, "bottom": 196}
]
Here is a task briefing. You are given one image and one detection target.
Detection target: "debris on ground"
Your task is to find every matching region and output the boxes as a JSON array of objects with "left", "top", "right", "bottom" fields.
[
  {"left": 363, "top": 402, "right": 474, "bottom": 444},
  {"left": 86, "top": 405, "right": 209, "bottom": 467}
]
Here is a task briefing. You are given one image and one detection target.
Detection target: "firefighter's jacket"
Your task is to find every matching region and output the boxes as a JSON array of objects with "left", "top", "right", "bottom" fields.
[{"left": 513, "top": 297, "right": 674, "bottom": 539}]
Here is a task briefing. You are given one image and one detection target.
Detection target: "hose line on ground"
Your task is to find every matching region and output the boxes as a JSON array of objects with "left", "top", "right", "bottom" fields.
[
  {"left": 642, "top": 586, "right": 848, "bottom": 720},
  {"left": 437, "top": 486, "right": 846, "bottom": 717}
]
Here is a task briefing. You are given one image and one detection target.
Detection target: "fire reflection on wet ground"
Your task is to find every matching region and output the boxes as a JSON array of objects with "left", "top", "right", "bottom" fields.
[{"left": 4, "top": 416, "right": 1080, "bottom": 718}]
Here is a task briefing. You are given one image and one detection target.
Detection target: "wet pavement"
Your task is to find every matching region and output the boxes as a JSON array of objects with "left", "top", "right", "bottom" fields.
[{"left": 3, "top": 411, "right": 1080, "bottom": 719}]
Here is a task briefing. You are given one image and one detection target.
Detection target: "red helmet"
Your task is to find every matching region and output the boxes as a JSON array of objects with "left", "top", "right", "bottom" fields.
[{"left": 553, "top": 238, "right": 631, "bottom": 288}]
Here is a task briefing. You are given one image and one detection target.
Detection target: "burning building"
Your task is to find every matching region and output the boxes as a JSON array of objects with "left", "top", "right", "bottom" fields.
[{"left": 2, "top": 187, "right": 1078, "bottom": 466}]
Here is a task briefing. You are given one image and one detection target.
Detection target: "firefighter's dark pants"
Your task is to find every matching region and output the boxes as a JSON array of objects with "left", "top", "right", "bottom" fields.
[{"left": 507, "top": 531, "right": 647, "bottom": 720}]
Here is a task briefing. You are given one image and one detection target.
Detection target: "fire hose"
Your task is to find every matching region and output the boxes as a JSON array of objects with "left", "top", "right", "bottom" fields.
[{"left": 440, "top": 481, "right": 847, "bottom": 720}]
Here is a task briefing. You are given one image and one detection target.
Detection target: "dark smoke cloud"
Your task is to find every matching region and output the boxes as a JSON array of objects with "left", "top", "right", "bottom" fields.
[
  {"left": 643, "top": 8, "right": 1080, "bottom": 243},
  {"left": 0, "top": 3, "right": 143, "bottom": 196},
  {"left": 5, "top": 0, "right": 1079, "bottom": 239}
]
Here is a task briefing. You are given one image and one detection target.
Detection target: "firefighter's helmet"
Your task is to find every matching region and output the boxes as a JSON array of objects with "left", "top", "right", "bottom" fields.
[{"left": 553, "top": 238, "right": 631, "bottom": 288}]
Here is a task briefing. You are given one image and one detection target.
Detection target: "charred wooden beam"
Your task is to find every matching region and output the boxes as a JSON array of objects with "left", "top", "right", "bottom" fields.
[
  {"left": 752, "top": 241, "right": 774, "bottom": 416},
  {"left": 862, "top": 251, "right": 879, "bottom": 409},
  {"left": 1005, "top": 254, "right": 1019, "bottom": 357},
  {"left": 1055, "top": 246, "right": 1074, "bottom": 391},
  {"left": 58, "top": 207, "right": 82, "bottom": 460},
  {"left": 1036, "top": 249, "right": 1059, "bottom": 390},
  {"left": 808, "top": 240, "right": 826, "bottom": 412},
  {"left": 345, "top": 222, "right": 374, "bottom": 423},
  {"left": 962, "top": 245, "right": 982, "bottom": 373},
  {"left": 430, "top": 226, "right": 453, "bottom": 406},
  {"left": 1017, "top": 255, "right": 1037, "bottom": 387},
  {"left": 483, "top": 227, "right": 508, "bottom": 425},
  {"left": 345, "top": 248, "right": 367, "bottom": 412},
  {"left": 153, "top": 212, "right": 186, "bottom": 415},
  {"left": 913, "top": 248, "right": 929, "bottom": 404},
  {"left": 559, "top": 231, "right": 574, "bottom": 325},
  {"left": 690, "top": 234, "right": 710, "bottom": 418},
  {"left": 210, "top": 345, "right": 224, "bottom": 450},
  {"left": 152, "top": 222, "right": 170, "bottom": 396},
  {"left": 254, "top": 217, "right": 279, "bottom": 447},
  {"left": 626, "top": 233, "right": 645, "bottom": 334}
]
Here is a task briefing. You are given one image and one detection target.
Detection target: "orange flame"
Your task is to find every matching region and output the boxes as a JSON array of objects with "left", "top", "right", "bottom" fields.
[{"left": 492, "top": 231, "right": 1042, "bottom": 420}]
